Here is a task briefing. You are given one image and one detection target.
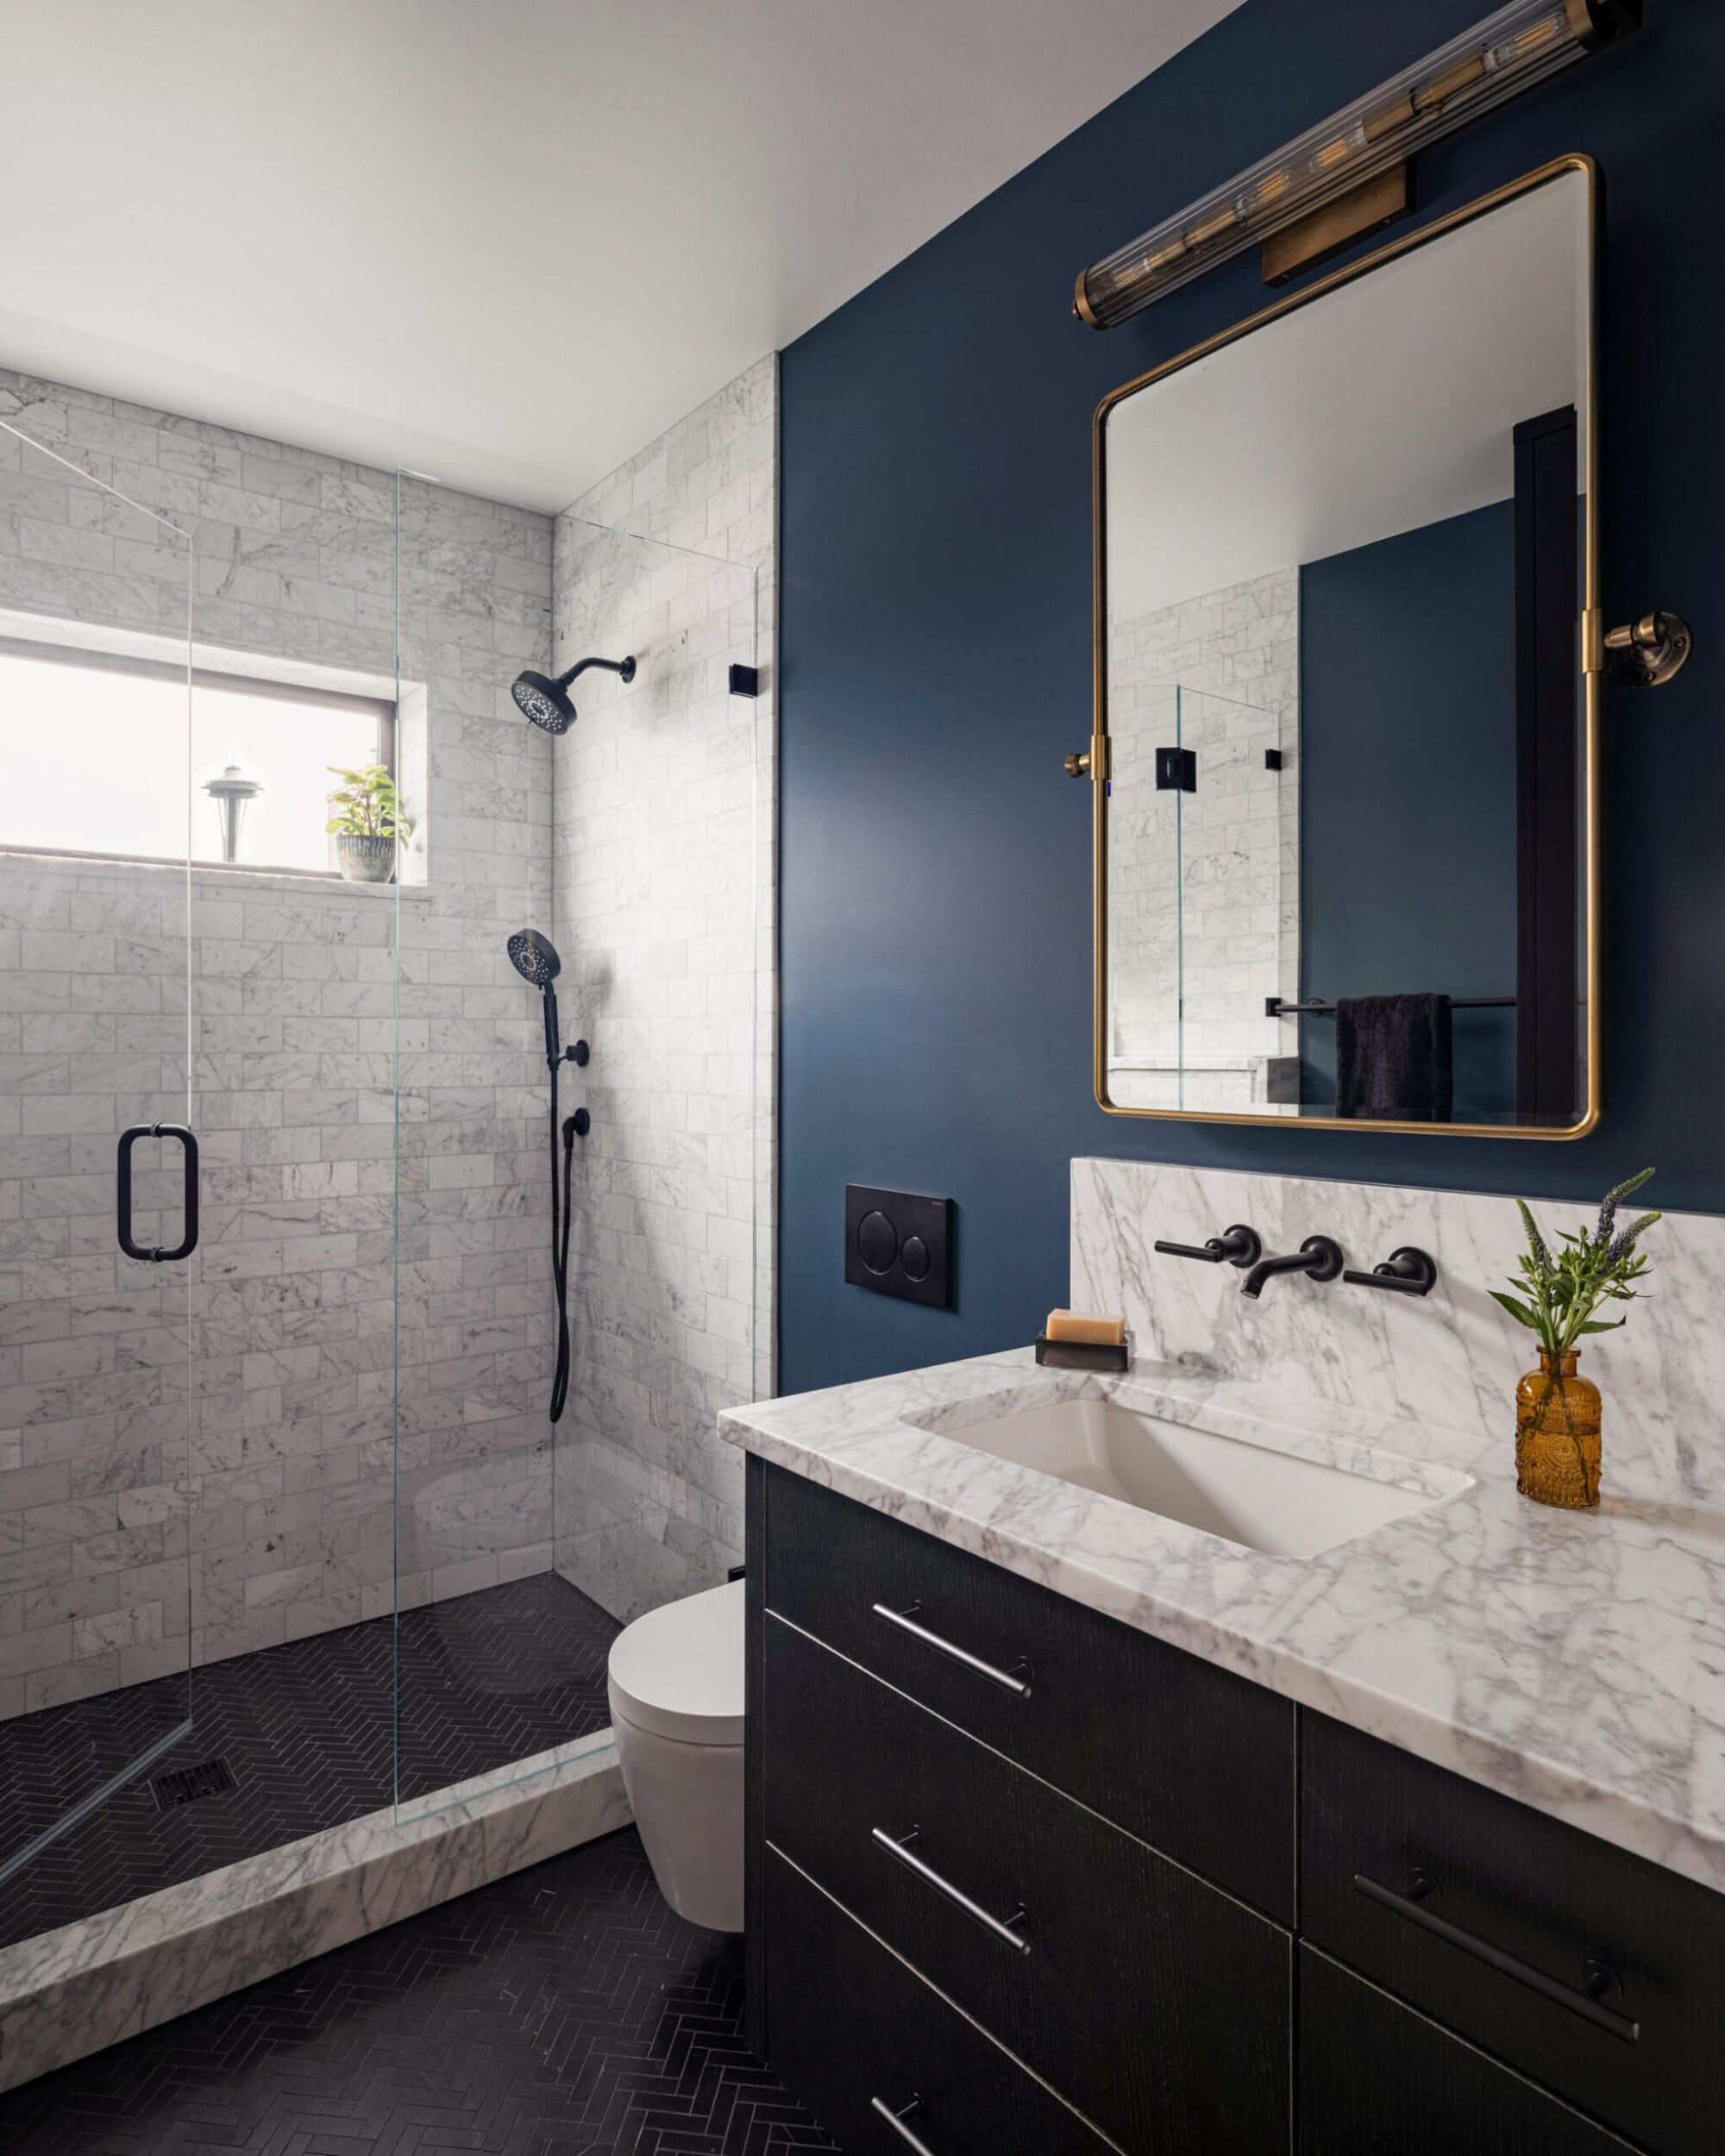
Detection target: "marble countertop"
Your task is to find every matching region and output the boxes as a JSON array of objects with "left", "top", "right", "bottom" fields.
[{"left": 720, "top": 1351, "right": 1725, "bottom": 1897}]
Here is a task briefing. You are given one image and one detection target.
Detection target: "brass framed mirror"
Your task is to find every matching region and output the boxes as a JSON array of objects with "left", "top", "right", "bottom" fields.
[{"left": 1089, "top": 156, "right": 1599, "bottom": 1136}]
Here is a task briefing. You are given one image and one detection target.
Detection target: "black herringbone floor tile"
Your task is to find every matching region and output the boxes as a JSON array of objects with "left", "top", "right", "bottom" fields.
[
  {"left": 0, "top": 1829, "right": 839, "bottom": 2156},
  {"left": 0, "top": 1575, "right": 618, "bottom": 1952}
]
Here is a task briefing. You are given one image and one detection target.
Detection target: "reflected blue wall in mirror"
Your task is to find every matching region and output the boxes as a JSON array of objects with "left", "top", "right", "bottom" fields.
[{"left": 1298, "top": 500, "right": 1516, "bottom": 1121}]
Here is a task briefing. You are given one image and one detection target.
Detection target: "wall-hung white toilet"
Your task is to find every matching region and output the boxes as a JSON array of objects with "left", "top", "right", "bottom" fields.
[{"left": 607, "top": 1577, "right": 745, "bottom": 1932}]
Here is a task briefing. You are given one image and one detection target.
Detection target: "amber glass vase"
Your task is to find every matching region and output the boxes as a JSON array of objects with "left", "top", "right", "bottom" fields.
[{"left": 1515, "top": 1348, "right": 1602, "bottom": 1509}]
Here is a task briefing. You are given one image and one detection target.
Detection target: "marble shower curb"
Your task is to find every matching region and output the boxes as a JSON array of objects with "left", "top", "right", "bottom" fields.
[{"left": 0, "top": 1732, "right": 630, "bottom": 2093}]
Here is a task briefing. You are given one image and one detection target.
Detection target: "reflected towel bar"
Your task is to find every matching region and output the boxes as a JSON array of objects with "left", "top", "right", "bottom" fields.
[{"left": 1265, "top": 996, "right": 1515, "bottom": 1018}]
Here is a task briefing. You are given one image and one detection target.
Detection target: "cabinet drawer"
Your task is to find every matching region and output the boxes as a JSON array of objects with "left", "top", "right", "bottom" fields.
[
  {"left": 1302, "top": 1712, "right": 1725, "bottom": 2156},
  {"left": 765, "top": 1613, "right": 1291, "bottom": 2156},
  {"left": 1300, "top": 1947, "right": 1640, "bottom": 2155},
  {"left": 765, "top": 1846, "right": 1112, "bottom": 2156},
  {"left": 761, "top": 1461, "right": 1295, "bottom": 1919}
]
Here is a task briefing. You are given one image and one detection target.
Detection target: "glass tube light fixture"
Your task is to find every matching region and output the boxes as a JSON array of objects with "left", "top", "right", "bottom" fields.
[{"left": 1076, "top": 0, "right": 1640, "bottom": 328}]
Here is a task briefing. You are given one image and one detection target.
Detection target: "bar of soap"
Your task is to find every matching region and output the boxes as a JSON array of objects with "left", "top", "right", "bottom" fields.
[{"left": 1044, "top": 1309, "right": 1126, "bottom": 1345}]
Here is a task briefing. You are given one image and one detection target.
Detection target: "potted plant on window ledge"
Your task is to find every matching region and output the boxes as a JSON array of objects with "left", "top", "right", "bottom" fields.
[{"left": 327, "top": 764, "right": 411, "bottom": 883}]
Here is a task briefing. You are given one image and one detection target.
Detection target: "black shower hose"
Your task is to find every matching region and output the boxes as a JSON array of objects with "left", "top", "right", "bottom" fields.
[{"left": 548, "top": 1059, "right": 575, "bottom": 1424}]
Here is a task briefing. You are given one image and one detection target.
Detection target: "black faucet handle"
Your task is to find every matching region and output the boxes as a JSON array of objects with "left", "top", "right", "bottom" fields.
[
  {"left": 1154, "top": 1224, "right": 1262, "bottom": 1269},
  {"left": 1342, "top": 1245, "right": 1437, "bottom": 1297},
  {"left": 1296, "top": 1235, "right": 1345, "bottom": 1282}
]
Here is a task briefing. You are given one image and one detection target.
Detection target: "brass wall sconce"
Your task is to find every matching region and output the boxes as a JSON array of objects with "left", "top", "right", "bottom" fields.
[
  {"left": 1074, "top": 0, "right": 1640, "bottom": 327},
  {"left": 1601, "top": 610, "right": 1693, "bottom": 687}
]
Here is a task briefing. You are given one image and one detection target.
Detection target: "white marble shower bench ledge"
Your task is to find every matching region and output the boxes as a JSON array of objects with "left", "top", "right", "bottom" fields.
[{"left": 0, "top": 1732, "right": 627, "bottom": 2094}]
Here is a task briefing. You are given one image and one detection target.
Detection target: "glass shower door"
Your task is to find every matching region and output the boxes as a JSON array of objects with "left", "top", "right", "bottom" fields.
[
  {"left": 0, "top": 424, "right": 197, "bottom": 1921},
  {"left": 1172, "top": 685, "right": 1290, "bottom": 1113}
]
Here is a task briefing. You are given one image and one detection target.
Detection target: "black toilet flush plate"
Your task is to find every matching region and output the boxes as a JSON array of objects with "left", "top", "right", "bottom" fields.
[{"left": 844, "top": 1184, "right": 952, "bottom": 1307}]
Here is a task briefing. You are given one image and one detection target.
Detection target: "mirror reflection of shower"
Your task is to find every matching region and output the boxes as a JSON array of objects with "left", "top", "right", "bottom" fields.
[{"left": 511, "top": 651, "right": 635, "bottom": 734}]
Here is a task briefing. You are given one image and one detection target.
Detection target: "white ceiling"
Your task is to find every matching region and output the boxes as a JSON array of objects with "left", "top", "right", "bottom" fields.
[
  {"left": 1107, "top": 172, "right": 1590, "bottom": 620},
  {"left": 0, "top": 0, "right": 1241, "bottom": 513}
]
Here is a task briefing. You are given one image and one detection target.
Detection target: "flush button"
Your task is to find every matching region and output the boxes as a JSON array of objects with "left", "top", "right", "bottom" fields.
[
  {"left": 844, "top": 1184, "right": 953, "bottom": 1307},
  {"left": 856, "top": 1209, "right": 898, "bottom": 1275}
]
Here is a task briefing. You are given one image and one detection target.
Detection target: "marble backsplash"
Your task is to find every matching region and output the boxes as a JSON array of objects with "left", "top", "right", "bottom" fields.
[{"left": 1071, "top": 1158, "right": 1724, "bottom": 1501}]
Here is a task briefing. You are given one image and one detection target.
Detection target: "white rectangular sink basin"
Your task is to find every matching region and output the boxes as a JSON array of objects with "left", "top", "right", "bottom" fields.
[{"left": 948, "top": 1398, "right": 1438, "bottom": 1559}]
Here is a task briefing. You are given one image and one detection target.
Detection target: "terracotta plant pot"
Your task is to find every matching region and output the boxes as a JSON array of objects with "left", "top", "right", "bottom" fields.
[{"left": 336, "top": 832, "right": 397, "bottom": 884}]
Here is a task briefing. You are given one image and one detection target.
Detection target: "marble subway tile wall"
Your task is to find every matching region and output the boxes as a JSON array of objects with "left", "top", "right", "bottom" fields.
[
  {"left": 1107, "top": 568, "right": 1299, "bottom": 1112},
  {"left": 550, "top": 355, "right": 776, "bottom": 1624},
  {"left": 0, "top": 369, "right": 555, "bottom": 1719},
  {"left": 391, "top": 474, "right": 556, "bottom": 1620}
]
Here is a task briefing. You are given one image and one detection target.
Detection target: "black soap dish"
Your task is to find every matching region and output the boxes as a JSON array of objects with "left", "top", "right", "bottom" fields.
[{"left": 1034, "top": 1332, "right": 1131, "bottom": 1373}]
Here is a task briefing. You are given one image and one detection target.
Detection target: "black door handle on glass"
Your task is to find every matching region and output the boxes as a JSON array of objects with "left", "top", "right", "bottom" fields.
[
  {"left": 117, "top": 1124, "right": 199, "bottom": 1263},
  {"left": 1353, "top": 1870, "right": 1639, "bottom": 2041}
]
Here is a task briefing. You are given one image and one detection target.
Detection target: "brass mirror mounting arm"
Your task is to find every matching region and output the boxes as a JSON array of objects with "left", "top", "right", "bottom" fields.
[
  {"left": 1064, "top": 737, "right": 1112, "bottom": 779},
  {"left": 1587, "top": 607, "right": 1693, "bottom": 688}
]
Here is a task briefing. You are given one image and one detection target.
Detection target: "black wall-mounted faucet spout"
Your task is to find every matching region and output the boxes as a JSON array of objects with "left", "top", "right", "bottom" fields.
[{"left": 1241, "top": 1235, "right": 1345, "bottom": 1300}]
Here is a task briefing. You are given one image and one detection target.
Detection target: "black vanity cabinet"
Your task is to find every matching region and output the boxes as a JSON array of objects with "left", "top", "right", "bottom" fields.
[
  {"left": 744, "top": 1459, "right": 1725, "bottom": 2154},
  {"left": 746, "top": 1460, "right": 1295, "bottom": 2153},
  {"left": 1302, "top": 1714, "right": 1725, "bottom": 2155},
  {"left": 1298, "top": 1950, "right": 1642, "bottom": 2155}
]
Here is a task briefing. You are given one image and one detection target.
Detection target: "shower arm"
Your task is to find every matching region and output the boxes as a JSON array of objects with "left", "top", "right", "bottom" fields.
[{"left": 555, "top": 655, "right": 634, "bottom": 692}]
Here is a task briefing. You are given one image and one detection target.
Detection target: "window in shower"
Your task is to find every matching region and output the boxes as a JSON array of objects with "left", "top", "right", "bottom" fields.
[{"left": 0, "top": 639, "right": 392, "bottom": 874}]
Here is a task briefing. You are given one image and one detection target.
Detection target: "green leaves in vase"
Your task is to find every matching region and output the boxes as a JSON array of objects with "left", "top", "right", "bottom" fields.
[{"left": 1491, "top": 1167, "right": 1659, "bottom": 1359}]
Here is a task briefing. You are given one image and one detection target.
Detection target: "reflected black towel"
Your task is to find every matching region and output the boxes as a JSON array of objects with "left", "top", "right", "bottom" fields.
[{"left": 1334, "top": 994, "right": 1452, "bottom": 1121}]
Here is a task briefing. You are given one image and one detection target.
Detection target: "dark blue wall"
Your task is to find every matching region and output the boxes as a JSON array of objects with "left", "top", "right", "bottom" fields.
[
  {"left": 778, "top": 0, "right": 1725, "bottom": 1396},
  {"left": 1298, "top": 499, "right": 1517, "bottom": 1119}
]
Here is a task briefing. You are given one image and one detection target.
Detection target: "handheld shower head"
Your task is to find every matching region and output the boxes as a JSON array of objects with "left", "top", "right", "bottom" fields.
[
  {"left": 508, "top": 931, "right": 565, "bottom": 1069},
  {"left": 507, "top": 929, "right": 561, "bottom": 988},
  {"left": 511, "top": 653, "right": 637, "bottom": 734}
]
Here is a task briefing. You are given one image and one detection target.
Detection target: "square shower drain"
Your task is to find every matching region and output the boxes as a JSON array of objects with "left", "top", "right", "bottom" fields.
[{"left": 151, "top": 1758, "right": 237, "bottom": 1811}]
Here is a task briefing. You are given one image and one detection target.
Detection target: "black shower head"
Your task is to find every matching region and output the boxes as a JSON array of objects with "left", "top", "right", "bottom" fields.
[
  {"left": 507, "top": 929, "right": 561, "bottom": 988},
  {"left": 511, "top": 671, "right": 574, "bottom": 733},
  {"left": 511, "top": 653, "right": 637, "bottom": 734}
]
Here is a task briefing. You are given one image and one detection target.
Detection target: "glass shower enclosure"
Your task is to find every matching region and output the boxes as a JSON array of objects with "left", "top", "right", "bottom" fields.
[
  {"left": 0, "top": 411, "right": 767, "bottom": 1960},
  {"left": 0, "top": 426, "right": 198, "bottom": 1902}
]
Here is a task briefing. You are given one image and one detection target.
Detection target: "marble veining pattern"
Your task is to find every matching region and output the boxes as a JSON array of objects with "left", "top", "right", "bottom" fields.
[
  {"left": 1072, "top": 1157, "right": 1725, "bottom": 1498},
  {"left": 718, "top": 1158, "right": 1725, "bottom": 1897}
]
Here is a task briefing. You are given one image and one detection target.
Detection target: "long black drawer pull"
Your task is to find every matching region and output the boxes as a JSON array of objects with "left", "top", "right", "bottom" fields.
[
  {"left": 872, "top": 1827, "right": 1030, "bottom": 1955},
  {"left": 870, "top": 1601, "right": 1031, "bottom": 1695},
  {"left": 869, "top": 2095, "right": 938, "bottom": 2154},
  {"left": 116, "top": 1123, "right": 199, "bottom": 1263},
  {"left": 1353, "top": 1871, "right": 1640, "bottom": 2042}
]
